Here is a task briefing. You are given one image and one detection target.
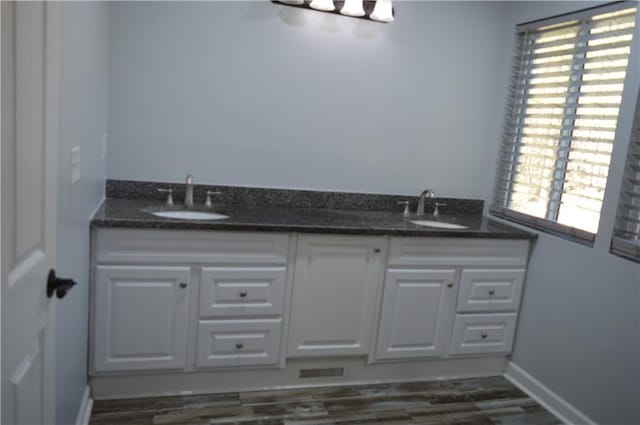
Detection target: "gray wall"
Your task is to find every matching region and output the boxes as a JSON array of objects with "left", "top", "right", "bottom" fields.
[
  {"left": 484, "top": 2, "right": 640, "bottom": 424},
  {"left": 56, "top": 2, "right": 110, "bottom": 424},
  {"left": 106, "top": 1, "right": 509, "bottom": 197}
]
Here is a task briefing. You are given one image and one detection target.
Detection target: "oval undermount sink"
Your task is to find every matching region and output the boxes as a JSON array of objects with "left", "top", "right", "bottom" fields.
[
  {"left": 151, "top": 210, "right": 229, "bottom": 220},
  {"left": 410, "top": 220, "right": 468, "bottom": 229}
]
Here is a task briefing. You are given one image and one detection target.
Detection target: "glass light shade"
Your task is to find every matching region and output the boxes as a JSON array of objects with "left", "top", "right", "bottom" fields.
[
  {"left": 309, "top": 0, "right": 335, "bottom": 11},
  {"left": 340, "top": 0, "right": 365, "bottom": 17},
  {"left": 370, "top": 0, "right": 394, "bottom": 22},
  {"left": 279, "top": 0, "right": 304, "bottom": 4}
]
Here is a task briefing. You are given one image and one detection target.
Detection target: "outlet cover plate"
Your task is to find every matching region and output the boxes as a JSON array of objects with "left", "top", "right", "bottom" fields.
[{"left": 71, "top": 146, "right": 80, "bottom": 184}]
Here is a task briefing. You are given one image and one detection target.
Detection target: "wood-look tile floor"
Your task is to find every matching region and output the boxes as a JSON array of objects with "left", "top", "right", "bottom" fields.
[{"left": 90, "top": 376, "right": 561, "bottom": 425}]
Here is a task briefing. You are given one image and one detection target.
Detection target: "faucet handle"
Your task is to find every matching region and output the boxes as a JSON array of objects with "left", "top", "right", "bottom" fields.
[
  {"left": 157, "top": 188, "right": 174, "bottom": 207},
  {"left": 433, "top": 202, "right": 447, "bottom": 217},
  {"left": 205, "top": 190, "right": 222, "bottom": 208},
  {"left": 397, "top": 201, "right": 411, "bottom": 217}
]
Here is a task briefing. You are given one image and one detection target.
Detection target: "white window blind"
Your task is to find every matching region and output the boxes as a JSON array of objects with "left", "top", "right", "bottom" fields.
[
  {"left": 612, "top": 88, "right": 640, "bottom": 261},
  {"left": 491, "top": 2, "right": 637, "bottom": 244}
]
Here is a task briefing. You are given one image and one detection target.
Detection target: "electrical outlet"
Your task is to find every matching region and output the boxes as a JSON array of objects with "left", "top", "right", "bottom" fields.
[
  {"left": 71, "top": 146, "right": 81, "bottom": 184},
  {"left": 101, "top": 132, "right": 108, "bottom": 160}
]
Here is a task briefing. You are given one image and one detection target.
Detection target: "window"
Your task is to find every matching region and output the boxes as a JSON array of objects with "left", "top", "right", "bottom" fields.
[
  {"left": 612, "top": 88, "right": 640, "bottom": 261},
  {"left": 492, "top": 2, "right": 637, "bottom": 244}
]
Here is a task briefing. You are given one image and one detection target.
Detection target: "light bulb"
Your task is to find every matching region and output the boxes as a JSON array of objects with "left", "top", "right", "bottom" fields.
[
  {"left": 341, "top": 0, "right": 365, "bottom": 17},
  {"left": 309, "top": 0, "right": 335, "bottom": 12},
  {"left": 370, "top": 0, "right": 394, "bottom": 22}
]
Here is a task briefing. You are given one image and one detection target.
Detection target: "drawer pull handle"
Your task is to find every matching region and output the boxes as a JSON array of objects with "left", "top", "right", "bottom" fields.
[
  {"left": 236, "top": 343, "right": 244, "bottom": 349},
  {"left": 481, "top": 333, "right": 488, "bottom": 339},
  {"left": 374, "top": 248, "right": 381, "bottom": 254},
  {"left": 447, "top": 282, "right": 454, "bottom": 288},
  {"left": 239, "top": 291, "right": 248, "bottom": 298},
  {"left": 179, "top": 282, "right": 188, "bottom": 289},
  {"left": 488, "top": 289, "right": 495, "bottom": 295}
]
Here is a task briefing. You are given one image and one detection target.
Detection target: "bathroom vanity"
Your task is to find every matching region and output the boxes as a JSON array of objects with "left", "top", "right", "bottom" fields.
[{"left": 88, "top": 181, "right": 534, "bottom": 399}]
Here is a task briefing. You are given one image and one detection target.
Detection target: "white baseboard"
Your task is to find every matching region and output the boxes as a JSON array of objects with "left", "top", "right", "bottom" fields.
[
  {"left": 75, "top": 386, "right": 93, "bottom": 425},
  {"left": 504, "top": 362, "right": 595, "bottom": 425}
]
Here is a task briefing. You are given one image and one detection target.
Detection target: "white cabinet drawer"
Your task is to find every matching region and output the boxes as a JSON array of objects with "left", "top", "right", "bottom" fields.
[
  {"left": 196, "top": 319, "right": 282, "bottom": 368},
  {"left": 457, "top": 269, "right": 524, "bottom": 313},
  {"left": 449, "top": 313, "right": 517, "bottom": 356},
  {"left": 199, "top": 267, "right": 286, "bottom": 317},
  {"left": 95, "top": 229, "right": 289, "bottom": 265},
  {"left": 389, "top": 238, "right": 529, "bottom": 267}
]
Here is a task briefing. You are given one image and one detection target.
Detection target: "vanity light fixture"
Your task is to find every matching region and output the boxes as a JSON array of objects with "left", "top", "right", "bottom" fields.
[
  {"left": 273, "top": 0, "right": 394, "bottom": 23},
  {"left": 370, "top": 0, "right": 394, "bottom": 22},
  {"left": 341, "top": 0, "right": 365, "bottom": 17},
  {"left": 309, "top": 0, "right": 335, "bottom": 12}
]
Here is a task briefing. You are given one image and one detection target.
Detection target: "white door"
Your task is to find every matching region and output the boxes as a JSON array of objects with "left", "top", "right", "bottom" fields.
[
  {"left": 1, "top": 2, "right": 61, "bottom": 424},
  {"left": 287, "top": 235, "right": 385, "bottom": 357},
  {"left": 375, "top": 269, "right": 456, "bottom": 360},
  {"left": 93, "top": 266, "right": 191, "bottom": 372}
]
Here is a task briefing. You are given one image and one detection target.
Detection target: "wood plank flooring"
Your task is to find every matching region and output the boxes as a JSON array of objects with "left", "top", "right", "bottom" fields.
[{"left": 90, "top": 376, "right": 560, "bottom": 425}]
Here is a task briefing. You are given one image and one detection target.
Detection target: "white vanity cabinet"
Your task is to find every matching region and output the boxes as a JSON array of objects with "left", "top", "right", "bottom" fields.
[
  {"left": 91, "top": 229, "right": 291, "bottom": 373},
  {"left": 374, "top": 237, "right": 530, "bottom": 361},
  {"left": 286, "top": 235, "right": 385, "bottom": 357},
  {"left": 90, "top": 227, "right": 532, "bottom": 397}
]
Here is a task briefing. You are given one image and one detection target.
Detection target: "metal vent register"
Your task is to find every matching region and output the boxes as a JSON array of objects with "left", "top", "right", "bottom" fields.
[{"left": 298, "top": 367, "right": 345, "bottom": 379}]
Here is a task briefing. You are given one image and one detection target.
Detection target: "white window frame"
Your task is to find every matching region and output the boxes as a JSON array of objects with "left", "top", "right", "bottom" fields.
[
  {"left": 491, "top": 1, "right": 637, "bottom": 245},
  {"left": 611, "top": 87, "right": 640, "bottom": 262}
]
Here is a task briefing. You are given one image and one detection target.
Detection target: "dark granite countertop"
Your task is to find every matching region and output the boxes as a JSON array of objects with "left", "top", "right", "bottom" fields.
[{"left": 91, "top": 198, "right": 536, "bottom": 239}]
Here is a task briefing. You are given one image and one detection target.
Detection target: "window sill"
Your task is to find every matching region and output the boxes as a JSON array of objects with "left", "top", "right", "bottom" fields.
[{"left": 490, "top": 206, "right": 595, "bottom": 247}]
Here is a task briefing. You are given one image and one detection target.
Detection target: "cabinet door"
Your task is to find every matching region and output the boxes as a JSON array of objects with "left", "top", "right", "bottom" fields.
[
  {"left": 375, "top": 269, "right": 456, "bottom": 360},
  {"left": 93, "top": 266, "right": 190, "bottom": 372},
  {"left": 287, "top": 235, "right": 385, "bottom": 357}
]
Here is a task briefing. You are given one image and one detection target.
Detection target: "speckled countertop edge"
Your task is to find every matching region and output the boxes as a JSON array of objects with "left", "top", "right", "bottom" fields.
[{"left": 91, "top": 198, "right": 537, "bottom": 240}]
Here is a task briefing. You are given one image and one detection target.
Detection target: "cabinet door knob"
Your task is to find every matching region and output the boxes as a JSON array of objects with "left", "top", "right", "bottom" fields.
[
  {"left": 481, "top": 333, "right": 488, "bottom": 339},
  {"left": 488, "top": 289, "right": 495, "bottom": 295},
  {"left": 179, "top": 282, "right": 188, "bottom": 289},
  {"left": 374, "top": 248, "right": 381, "bottom": 253},
  {"left": 447, "top": 282, "right": 454, "bottom": 288},
  {"left": 236, "top": 343, "right": 244, "bottom": 349},
  {"left": 239, "top": 290, "right": 248, "bottom": 298}
]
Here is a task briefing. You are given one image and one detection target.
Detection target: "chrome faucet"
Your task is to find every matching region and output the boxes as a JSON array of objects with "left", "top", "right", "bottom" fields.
[
  {"left": 184, "top": 174, "right": 194, "bottom": 208},
  {"left": 416, "top": 189, "right": 436, "bottom": 216}
]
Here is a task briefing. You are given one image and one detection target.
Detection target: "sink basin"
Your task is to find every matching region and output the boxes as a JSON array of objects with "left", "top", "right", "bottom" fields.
[
  {"left": 410, "top": 220, "right": 468, "bottom": 229},
  {"left": 151, "top": 210, "right": 229, "bottom": 220}
]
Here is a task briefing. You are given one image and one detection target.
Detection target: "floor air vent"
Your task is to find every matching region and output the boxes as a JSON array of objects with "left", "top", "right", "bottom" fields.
[{"left": 298, "top": 367, "right": 344, "bottom": 379}]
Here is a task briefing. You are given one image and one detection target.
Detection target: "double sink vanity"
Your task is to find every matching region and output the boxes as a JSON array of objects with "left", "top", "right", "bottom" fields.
[{"left": 88, "top": 179, "right": 535, "bottom": 399}]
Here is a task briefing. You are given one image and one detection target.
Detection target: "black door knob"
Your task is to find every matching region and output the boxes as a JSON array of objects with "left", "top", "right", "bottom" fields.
[{"left": 46, "top": 269, "right": 77, "bottom": 299}]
